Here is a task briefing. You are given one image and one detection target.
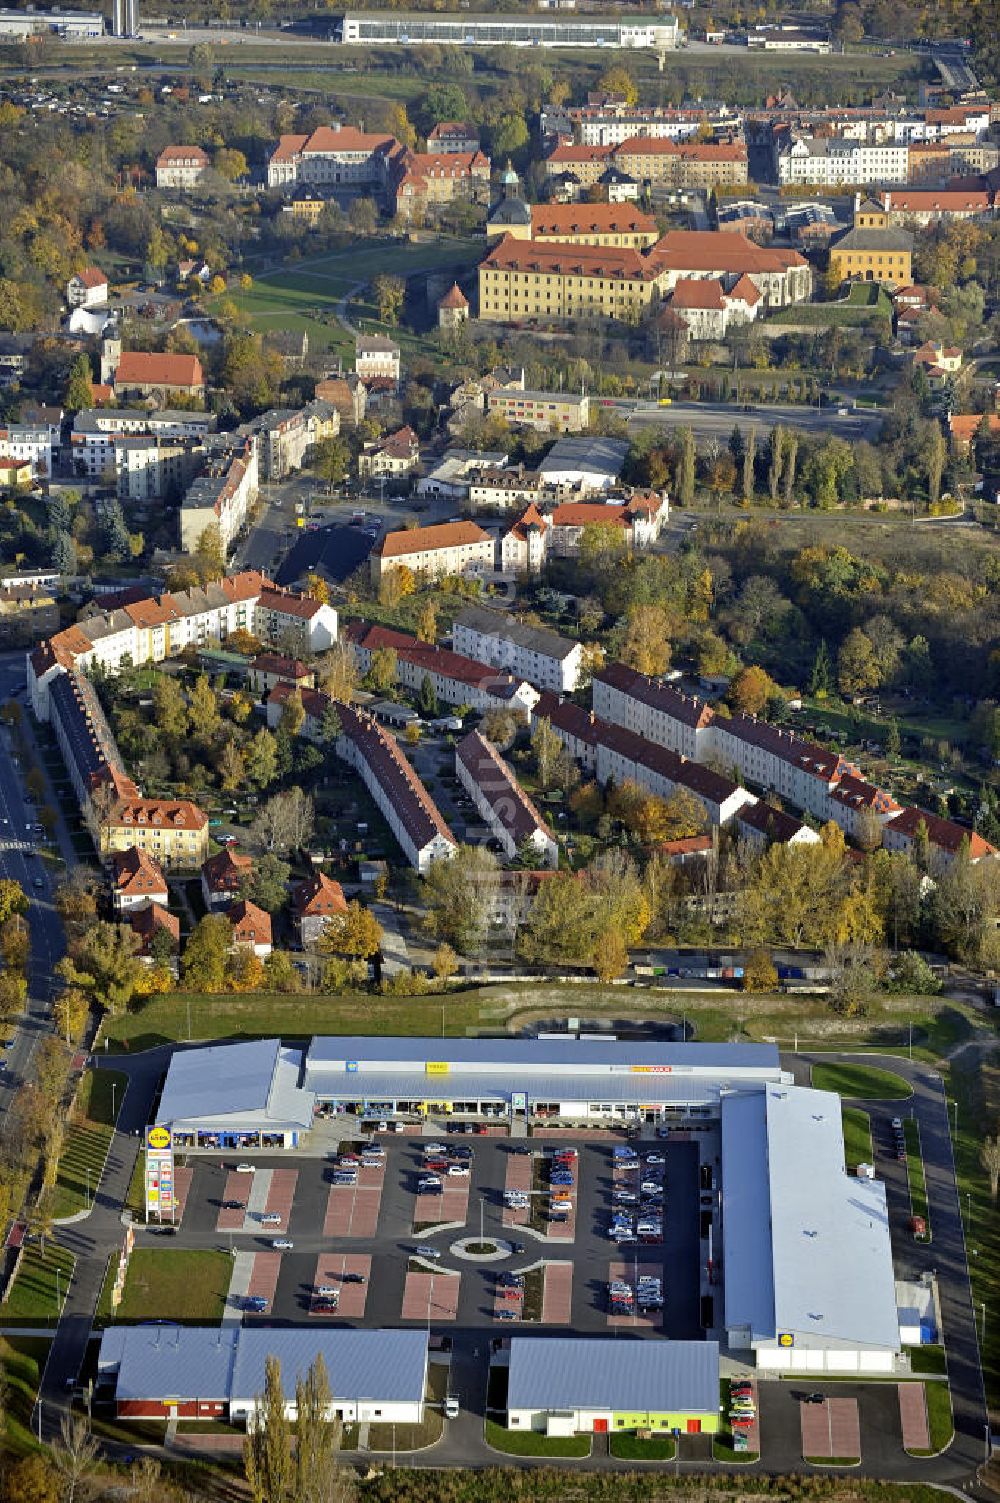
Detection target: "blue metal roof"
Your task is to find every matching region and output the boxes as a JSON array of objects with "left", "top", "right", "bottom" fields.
[
  {"left": 507, "top": 1338, "right": 719, "bottom": 1415},
  {"left": 305, "top": 1037, "right": 780, "bottom": 1076},
  {"left": 157, "top": 1039, "right": 315, "bottom": 1132}
]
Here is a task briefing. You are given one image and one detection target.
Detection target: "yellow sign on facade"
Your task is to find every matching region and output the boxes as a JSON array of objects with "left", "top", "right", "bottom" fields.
[
  {"left": 147, "top": 1127, "right": 171, "bottom": 1150},
  {"left": 425, "top": 1062, "right": 450, "bottom": 1076}
]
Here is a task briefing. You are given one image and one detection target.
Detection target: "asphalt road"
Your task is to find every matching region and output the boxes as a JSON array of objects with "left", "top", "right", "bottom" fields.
[{"left": 624, "top": 399, "right": 883, "bottom": 444}]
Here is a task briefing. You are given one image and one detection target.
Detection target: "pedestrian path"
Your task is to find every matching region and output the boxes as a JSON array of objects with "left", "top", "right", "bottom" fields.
[{"left": 224, "top": 1252, "right": 254, "bottom": 1324}]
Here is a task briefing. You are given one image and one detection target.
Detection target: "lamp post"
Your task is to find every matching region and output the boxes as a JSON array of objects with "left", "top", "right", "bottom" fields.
[{"left": 111, "top": 1080, "right": 117, "bottom": 1124}]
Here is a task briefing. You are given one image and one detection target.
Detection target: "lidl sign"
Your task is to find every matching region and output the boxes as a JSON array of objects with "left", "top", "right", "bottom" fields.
[{"left": 147, "top": 1127, "right": 171, "bottom": 1151}]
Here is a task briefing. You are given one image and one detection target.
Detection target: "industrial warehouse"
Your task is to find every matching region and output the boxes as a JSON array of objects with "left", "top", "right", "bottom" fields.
[{"left": 150, "top": 1036, "right": 903, "bottom": 1374}]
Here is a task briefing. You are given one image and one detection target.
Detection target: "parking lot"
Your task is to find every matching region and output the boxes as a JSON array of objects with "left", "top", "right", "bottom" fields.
[{"left": 142, "top": 1130, "right": 704, "bottom": 1338}]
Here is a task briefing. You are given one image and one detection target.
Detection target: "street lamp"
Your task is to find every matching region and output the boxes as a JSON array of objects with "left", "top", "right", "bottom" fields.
[{"left": 111, "top": 1080, "right": 118, "bottom": 1124}]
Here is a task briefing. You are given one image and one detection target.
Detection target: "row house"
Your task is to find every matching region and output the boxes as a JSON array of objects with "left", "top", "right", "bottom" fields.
[
  {"left": 613, "top": 137, "right": 748, "bottom": 190},
  {"left": 777, "top": 136, "right": 910, "bottom": 187},
  {"left": 879, "top": 188, "right": 994, "bottom": 227},
  {"left": 103, "top": 795, "right": 209, "bottom": 870},
  {"left": 882, "top": 806, "right": 996, "bottom": 867},
  {"left": 547, "top": 492, "right": 669, "bottom": 555},
  {"left": 179, "top": 439, "right": 259, "bottom": 555},
  {"left": 531, "top": 692, "right": 756, "bottom": 828},
  {"left": 455, "top": 729, "right": 559, "bottom": 867},
  {"left": 248, "top": 653, "right": 314, "bottom": 695},
  {"left": 733, "top": 802, "right": 820, "bottom": 850},
  {"left": 114, "top": 436, "right": 204, "bottom": 503},
  {"left": 452, "top": 602, "right": 583, "bottom": 694},
  {"left": 28, "top": 571, "right": 334, "bottom": 719},
  {"left": 650, "top": 231, "right": 812, "bottom": 310},
  {"left": 343, "top": 622, "right": 539, "bottom": 716},
  {"left": 570, "top": 105, "right": 719, "bottom": 148},
  {"left": 372, "top": 520, "right": 494, "bottom": 586},
  {"left": 266, "top": 125, "right": 400, "bottom": 188}
]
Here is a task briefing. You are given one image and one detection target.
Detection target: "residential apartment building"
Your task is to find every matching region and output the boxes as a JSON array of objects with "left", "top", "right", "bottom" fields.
[
  {"left": 66, "top": 266, "right": 108, "bottom": 308},
  {"left": 478, "top": 237, "right": 668, "bottom": 325},
  {"left": 342, "top": 622, "right": 539, "bottom": 716},
  {"left": 29, "top": 571, "right": 337, "bottom": 721},
  {"left": 777, "top": 136, "right": 910, "bottom": 187},
  {"left": 155, "top": 146, "right": 210, "bottom": 188},
  {"left": 355, "top": 336, "right": 400, "bottom": 384},
  {"left": 486, "top": 386, "right": 589, "bottom": 433},
  {"left": 614, "top": 137, "right": 748, "bottom": 189},
  {"left": 456, "top": 729, "right": 559, "bottom": 866},
  {"left": 0, "top": 425, "right": 54, "bottom": 479},
  {"left": 500, "top": 503, "right": 551, "bottom": 575},
  {"left": 266, "top": 125, "right": 399, "bottom": 188},
  {"left": 114, "top": 436, "right": 203, "bottom": 502},
  {"left": 542, "top": 142, "right": 613, "bottom": 190},
  {"left": 0, "top": 579, "right": 59, "bottom": 646},
  {"left": 112, "top": 352, "right": 205, "bottom": 402},
  {"left": 179, "top": 439, "right": 258, "bottom": 555},
  {"left": 528, "top": 204, "right": 661, "bottom": 248},
  {"left": 882, "top": 806, "right": 995, "bottom": 866},
  {"left": 315, "top": 375, "right": 366, "bottom": 429},
  {"left": 70, "top": 408, "right": 217, "bottom": 480},
  {"left": 246, "top": 408, "right": 312, "bottom": 481},
  {"left": 547, "top": 493, "right": 669, "bottom": 555},
  {"left": 532, "top": 690, "right": 756, "bottom": 828},
  {"left": 591, "top": 661, "right": 989, "bottom": 861},
  {"left": 128, "top": 901, "right": 180, "bottom": 957},
  {"left": 452, "top": 603, "right": 583, "bottom": 693},
  {"left": 248, "top": 653, "right": 314, "bottom": 695},
  {"left": 568, "top": 104, "right": 719, "bottom": 148},
  {"left": 338, "top": 12, "right": 680, "bottom": 49},
  {"left": 467, "top": 467, "right": 544, "bottom": 513},
  {"left": 372, "top": 520, "right": 495, "bottom": 585},
  {"left": 292, "top": 870, "right": 349, "bottom": 947},
  {"left": 358, "top": 425, "right": 421, "bottom": 479}
]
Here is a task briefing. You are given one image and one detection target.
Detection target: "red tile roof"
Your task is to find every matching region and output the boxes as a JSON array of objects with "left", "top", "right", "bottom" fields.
[
  {"left": 156, "top": 145, "right": 209, "bottom": 167},
  {"left": 74, "top": 266, "right": 108, "bottom": 289},
  {"left": 227, "top": 899, "right": 272, "bottom": 947},
  {"left": 949, "top": 413, "right": 1000, "bottom": 449},
  {"left": 651, "top": 229, "right": 807, "bottom": 274},
  {"left": 201, "top": 847, "right": 252, "bottom": 896},
  {"left": 886, "top": 806, "right": 995, "bottom": 859},
  {"left": 379, "top": 520, "right": 491, "bottom": 560},
  {"left": 114, "top": 352, "right": 204, "bottom": 390},
  {"left": 439, "top": 282, "right": 469, "bottom": 309},
  {"left": 596, "top": 663, "right": 714, "bottom": 731},
  {"left": 482, "top": 235, "right": 661, "bottom": 283},
  {"left": 292, "top": 870, "right": 348, "bottom": 919},
  {"left": 128, "top": 900, "right": 179, "bottom": 954},
  {"left": 671, "top": 277, "right": 726, "bottom": 310},
  {"left": 456, "top": 730, "right": 554, "bottom": 848},
  {"left": 111, "top": 799, "right": 208, "bottom": 832},
  {"left": 616, "top": 137, "right": 747, "bottom": 162},
  {"left": 111, "top": 846, "right": 168, "bottom": 897},
  {"left": 529, "top": 203, "right": 659, "bottom": 236},
  {"left": 338, "top": 703, "right": 456, "bottom": 853},
  {"left": 507, "top": 502, "right": 549, "bottom": 543}
]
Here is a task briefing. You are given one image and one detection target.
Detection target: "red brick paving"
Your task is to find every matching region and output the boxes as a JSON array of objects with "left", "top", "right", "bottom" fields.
[
  {"left": 308, "top": 1253, "right": 371, "bottom": 1319},
  {"left": 801, "top": 1397, "right": 860, "bottom": 1460},
  {"left": 543, "top": 1155, "right": 576, "bottom": 1242},
  {"left": 532, "top": 1128, "right": 626, "bottom": 1142},
  {"left": 898, "top": 1384, "right": 930, "bottom": 1451},
  {"left": 172, "top": 1166, "right": 193, "bottom": 1223},
  {"left": 800, "top": 1401, "right": 830, "bottom": 1458},
  {"left": 606, "top": 1259, "right": 662, "bottom": 1329},
  {"left": 502, "top": 1153, "right": 532, "bottom": 1230},
  {"left": 491, "top": 1277, "right": 525, "bottom": 1321},
  {"left": 216, "top": 1171, "right": 250, "bottom": 1232},
  {"left": 244, "top": 1252, "right": 282, "bottom": 1313},
  {"left": 323, "top": 1162, "right": 384, "bottom": 1238},
  {"left": 413, "top": 1179, "right": 469, "bottom": 1227},
  {"left": 401, "top": 1269, "right": 460, "bottom": 1321},
  {"left": 261, "top": 1169, "right": 297, "bottom": 1227},
  {"left": 541, "top": 1260, "right": 573, "bottom": 1324}
]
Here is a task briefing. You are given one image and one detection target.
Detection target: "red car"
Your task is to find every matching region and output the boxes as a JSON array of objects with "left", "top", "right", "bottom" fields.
[{"left": 425, "top": 1158, "right": 448, "bottom": 1172}]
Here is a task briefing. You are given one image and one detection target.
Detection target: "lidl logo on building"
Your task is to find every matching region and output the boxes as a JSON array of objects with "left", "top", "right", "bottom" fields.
[
  {"left": 147, "top": 1127, "right": 171, "bottom": 1151},
  {"left": 778, "top": 1332, "right": 795, "bottom": 1348}
]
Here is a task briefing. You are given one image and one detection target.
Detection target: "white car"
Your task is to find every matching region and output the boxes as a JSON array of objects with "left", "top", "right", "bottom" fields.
[
  {"left": 413, "top": 1245, "right": 441, "bottom": 1259},
  {"left": 444, "top": 1396, "right": 460, "bottom": 1419},
  {"left": 260, "top": 1212, "right": 281, "bottom": 1226},
  {"left": 447, "top": 1163, "right": 469, "bottom": 1177},
  {"left": 316, "top": 1284, "right": 339, "bottom": 1297},
  {"left": 424, "top": 1143, "right": 448, "bottom": 1156},
  {"left": 272, "top": 1239, "right": 294, "bottom": 1250},
  {"left": 235, "top": 1163, "right": 256, "bottom": 1173}
]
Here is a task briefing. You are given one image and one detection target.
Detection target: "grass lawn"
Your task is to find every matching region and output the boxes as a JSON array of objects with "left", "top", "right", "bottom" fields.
[
  {"left": 841, "top": 1107, "right": 872, "bottom": 1173},
  {"left": 924, "top": 1381, "right": 955, "bottom": 1452},
  {"left": 1, "top": 1245, "right": 74, "bottom": 1325},
  {"left": 110, "top": 1250, "right": 231, "bottom": 1323},
  {"left": 908, "top": 1345, "right": 946, "bottom": 1376},
  {"left": 806, "top": 1456, "right": 861, "bottom": 1466},
  {"left": 522, "top": 1266, "right": 544, "bottom": 1323},
  {"left": 609, "top": 1432, "right": 677, "bottom": 1460},
  {"left": 367, "top": 1361, "right": 446, "bottom": 1452},
  {"left": 47, "top": 1069, "right": 127, "bottom": 1221},
  {"left": 947, "top": 1049, "right": 1000, "bottom": 1404},
  {"left": 484, "top": 1418, "right": 590, "bottom": 1458},
  {"left": 904, "top": 1117, "right": 929, "bottom": 1227},
  {"left": 810, "top": 1062, "right": 911, "bottom": 1100},
  {"left": 0, "top": 1336, "right": 50, "bottom": 1455}
]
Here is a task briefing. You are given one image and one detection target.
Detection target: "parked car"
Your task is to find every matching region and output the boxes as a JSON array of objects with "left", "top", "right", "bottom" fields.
[
  {"left": 235, "top": 1163, "right": 256, "bottom": 1173},
  {"left": 272, "top": 1239, "right": 294, "bottom": 1249},
  {"left": 444, "top": 1396, "right": 460, "bottom": 1419},
  {"left": 413, "top": 1245, "right": 442, "bottom": 1259}
]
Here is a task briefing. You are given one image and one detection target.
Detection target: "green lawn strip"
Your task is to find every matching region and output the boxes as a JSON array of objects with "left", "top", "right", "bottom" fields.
[
  {"left": 112, "top": 1250, "right": 231, "bottom": 1323},
  {"left": 0, "top": 1336, "right": 50, "bottom": 1455},
  {"left": 921, "top": 1381, "right": 954, "bottom": 1454},
  {"left": 904, "top": 1117, "right": 929, "bottom": 1226},
  {"left": 521, "top": 1266, "right": 544, "bottom": 1323},
  {"left": 947, "top": 1054, "right": 1000, "bottom": 1404},
  {"left": 806, "top": 1456, "right": 861, "bottom": 1466},
  {"left": 89, "top": 1413, "right": 168, "bottom": 1446},
  {"left": 908, "top": 1345, "right": 946, "bottom": 1375},
  {"left": 841, "top": 1107, "right": 873, "bottom": 1173},
  {"left": 610, "top": 1432, "right": 677, "bottom": 1460},
  {"left": 810, "top": 1062, "right": 911, "bottom": 1100},
  {"left": 484, "top": 1418, "right": 591, "bottom": 1457},
  {"left": 47, "top": 1069, "right": 128, "bottom": 1221},
  {"left": 2, "top": 1245, "right": 75, "bottom": 1324},
  {"left": 366, "top": 1361, "right": 447, "bottom": 1452}
]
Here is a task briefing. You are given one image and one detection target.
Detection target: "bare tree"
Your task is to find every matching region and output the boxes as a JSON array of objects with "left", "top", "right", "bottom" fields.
[
  {"left": 51, "top": 1412, "right": 99, "bottom": 1503},
  {"left": 982, "top": 1135, "right": 1000, "bottom": 1202},
  {"left": 251, "top": 789, "right": 315, "bottom": 855}
]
